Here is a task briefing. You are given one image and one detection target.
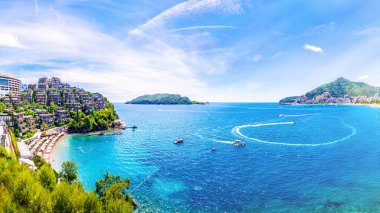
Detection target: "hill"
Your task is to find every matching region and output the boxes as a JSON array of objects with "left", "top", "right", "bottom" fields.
[
  {"left": 125, "top": 94, "right": 206, "bottom": 105},
  {"left": 280, "top": 77, "right": 380, "bottom": 104}
]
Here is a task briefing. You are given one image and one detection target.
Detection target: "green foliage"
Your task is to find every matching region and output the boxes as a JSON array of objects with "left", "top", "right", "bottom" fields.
[
  {"left": 21, "top": 129, "right": 38, "bottom": 140},
  {"left": 95, "top": 172, "right": 133, "bottom": 213},
  {"left": 41, "top": 122, "right": 49, "bottom": 131},
  {"left": 67, "top": 100, "right": 118, "bottom": 133},
  {"left": 126, "top": 93, "right": 193, "bottom": 105},
  {"left": 47, "top": 103, "right": 57, "bottom": 113},
  {"left": 8, "top": 128, "right": 20, "bottom": 158},
  {"left": 38, "top": 165, "right": 57, "bottom": 191},
  {"left": 0, "top": 147, "right": 134, "bottom": 212},
  {"left": 59, "top": 161, "right": 78, "bottom": 184},
  {"left": 0, "top": 102, "right": 6, "bottom": 111},
  {"left": 32, "top": 155, "right": 48, "bottom": 169},
  {"left": 305, "top": 77, "right": 380, "bottom": 98}
]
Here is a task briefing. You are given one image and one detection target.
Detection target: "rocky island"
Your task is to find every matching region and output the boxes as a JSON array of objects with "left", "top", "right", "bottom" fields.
[
  {"left": 280, "top": 77, "right": 380, "bottom": 105},
  {"left": 126, "top": 93, "right": 207, "bottom": 105}
]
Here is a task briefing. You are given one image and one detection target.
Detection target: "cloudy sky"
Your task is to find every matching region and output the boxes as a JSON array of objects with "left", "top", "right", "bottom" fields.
[{"left": 0, "top": 0, "right": 380, "bottom": 102}]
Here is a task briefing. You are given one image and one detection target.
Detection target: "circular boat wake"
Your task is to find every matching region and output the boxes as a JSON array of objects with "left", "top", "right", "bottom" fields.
[{"left": 232, "top": 120, "right": 356, "bottom": 147}]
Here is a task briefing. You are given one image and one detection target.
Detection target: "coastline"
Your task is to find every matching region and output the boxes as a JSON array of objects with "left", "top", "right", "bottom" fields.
[
  {"left": 280, "top": 103, "right": 380, "bottom": 108},
  {"left": 48, "top": 128, "right": 124, "bottom": 164},
  {"left": 48, "top": 133, "right": 68, "bottom": 163}
]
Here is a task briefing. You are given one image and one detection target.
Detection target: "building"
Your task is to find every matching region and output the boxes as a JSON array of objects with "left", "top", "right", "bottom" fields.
[
  {"left": 48, "top": 89, "right": 62, "bottom": 106},
  {"left": 35, "top": 90, "right": 47, "bottom": 106},
  {"left": 38, "top": 76, "right": 49, "bottom": 91},
  {"left": 0, "top": 113, "right": 13, "bottom": 128},
  {"left": 50, "top": 77, "right": 62, "bottom": 89},
  {"left": 93, "top": 93, "right": 105, "bottom": 109},
  {"left": 21, "top": 90, "right": 33, "bottom": 104},
  {"left": 23, "top": 115, "right": 36, "bottom": 133},
  {"left": 0, "top": 74, "right": 22, "bottom": 97},
  {"left": 0, "top": 96, "right": 12, "bottom": 108},
  {"left": 55, "top": 110, "right": 69, "bottom": 124},
  {"left": 10, "top": 95, "right": 22, "bottom": 108},
  {"left": 37, "top": 113, "right": 55, "bottom": 127},
  {"left": 28, "top": 84, "right": 37, "bottom": 91},
  {"left": 62, "top": 83, "right": 70, "bottom": 90}
]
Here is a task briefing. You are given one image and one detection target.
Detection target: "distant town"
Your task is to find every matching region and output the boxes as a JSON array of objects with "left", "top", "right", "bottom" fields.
[
  {"left": 280, "top": 77, "right": 380, "bottom": 105},
  {"left": 281, "top": 92, "right": 380, "bottom": 105}
]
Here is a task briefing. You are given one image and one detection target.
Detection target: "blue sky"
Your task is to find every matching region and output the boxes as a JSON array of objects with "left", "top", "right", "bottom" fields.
[{"left": 0, "top": 0, "right": 380, "bottom": 102}]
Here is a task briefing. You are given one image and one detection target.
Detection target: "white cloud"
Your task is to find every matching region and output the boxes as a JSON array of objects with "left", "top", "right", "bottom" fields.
[
  {"left": 0, "top": 33, "right": 26, "bottom": 48},
  {"left": 249, "top": 54, "right": 263, "bottom": 62},
  {"left": 160, "top": 25, "right": 236, "bottom": 34},
  {"left": 0, "top": 4, "right": 240, "bottom": 102},
  {"left": 358, "top": 75, "right": 369, "bottom": 80},
  {"left": 353, "top": 27, "right": 380, "bottom": 36},
  {"left": 130, "top": 0, "right": 242, "bottom": 35},
  {"left": 303, "top": 44, "right": 323, "bottom": 54}
]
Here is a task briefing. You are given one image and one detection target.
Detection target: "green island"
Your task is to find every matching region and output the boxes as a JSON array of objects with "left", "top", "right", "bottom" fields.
[
  {"left": 125, "top": 93, "right": 208, "bottom": 105},
  {"left": 279, "top": 77, "right": 380, "bottom": 105}
]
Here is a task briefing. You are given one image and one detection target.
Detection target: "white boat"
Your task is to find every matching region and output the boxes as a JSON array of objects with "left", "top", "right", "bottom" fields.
[
  {"left": 174, "top": 139, "right": 184, "bottom": 144},
  {"left": 233, "top": 140, "right": 245, "bottom": 147}
]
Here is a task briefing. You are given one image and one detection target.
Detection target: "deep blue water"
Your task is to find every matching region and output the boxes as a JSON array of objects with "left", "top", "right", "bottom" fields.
[{"left": 52, "top": 103, "right": 380, "bottom": 212}]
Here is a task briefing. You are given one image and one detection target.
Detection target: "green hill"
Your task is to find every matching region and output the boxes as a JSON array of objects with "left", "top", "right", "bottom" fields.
[
  {"left": 125, "top": 93, "right": 204, "bottom": 105},
  {"left": 280, "top": 77, "right": 380, "bottom": 104}
]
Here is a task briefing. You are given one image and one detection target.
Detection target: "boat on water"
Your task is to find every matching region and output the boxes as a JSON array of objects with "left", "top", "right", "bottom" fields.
[
  {"left": 233, "top": 140, "right": 245, "bottom": 147},
  {"left": 174, "top": 139, "right": 184, "bottom": 144},
  {"left": 211, "top": 148, "right": 217, "bottom": 152}
]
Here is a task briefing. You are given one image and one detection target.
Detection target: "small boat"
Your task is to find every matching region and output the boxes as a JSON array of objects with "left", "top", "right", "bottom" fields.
[
  {"left": 211, "top": 148, "right": 217, "bottom": 152},
  {"left": 292, "top": 121, "right": 297, "bottom": 124},
  {"left": 279, "top": 114, "right": 285, "bottom": 117},
  {"left": 174, "top": 139, "right": 184, "bottom": 144},
  {"left": 98, "top": 133, "right": 104, "bottom": 136},
  {"left": 233, "top": 140, "right": 245, "bottom": 147}
]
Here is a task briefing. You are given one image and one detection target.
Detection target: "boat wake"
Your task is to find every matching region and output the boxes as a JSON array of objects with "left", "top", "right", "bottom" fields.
[
  {"left": 279, "top": 114, "right": 314, "bottom": 117},
  {"left": 210, "top": 139, "right": 233, "bottom": 144},
  {"left": 232, "top": 120, "right": 356, "bottom": 147}
]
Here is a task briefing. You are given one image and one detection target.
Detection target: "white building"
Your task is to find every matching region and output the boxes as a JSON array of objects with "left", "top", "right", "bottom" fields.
[{"left": 0, "top": 74, "right": 22, "bottom": 97}]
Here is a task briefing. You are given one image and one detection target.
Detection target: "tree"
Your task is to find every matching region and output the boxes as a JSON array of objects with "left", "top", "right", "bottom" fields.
[
  {"left": 41, "top": 122, "right": 49, "bottom": 131},
  {"left": 95, "top": 172, "right": 131, "bottom": 203},
  {"left": 59, "top": 161, "right": 78, "bottom": 184},
  {"left": 48, "top": 103, "right": 57, "bottom": 113},
  {"left": 39, "top": 165, "right": 57, "bottom": 191},
  {"left": 0, "top": 102, "right": 6, "bottom": 111}
]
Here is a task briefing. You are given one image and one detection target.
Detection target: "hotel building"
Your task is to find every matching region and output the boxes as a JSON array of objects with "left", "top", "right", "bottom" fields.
[{"left": 0, "top": 74, "right": 22, "bottom": 97}]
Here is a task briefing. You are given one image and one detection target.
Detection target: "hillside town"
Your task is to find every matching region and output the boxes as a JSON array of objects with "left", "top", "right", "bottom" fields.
[
  {"left": 283, "top": 92, "right": 380, "bottom": 104},
  {"left": 0, "top": 74, "right": 105, "bottom": 138},
  {"left": 0, "top": 73, "right": 124, "bottom": 166}
]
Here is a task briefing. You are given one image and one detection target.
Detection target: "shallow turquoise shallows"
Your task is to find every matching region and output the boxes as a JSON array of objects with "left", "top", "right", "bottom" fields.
[{"left": 51, "top": 103, "right": 380, "bottom": 212}]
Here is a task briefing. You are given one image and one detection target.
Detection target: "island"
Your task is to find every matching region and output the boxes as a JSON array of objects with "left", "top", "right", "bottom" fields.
[
  {"left": 125, "top": 93, "right": 207, "bottom": 105},
  {"left": 279, "top": 77, "right": 380, "bottom": 105}
]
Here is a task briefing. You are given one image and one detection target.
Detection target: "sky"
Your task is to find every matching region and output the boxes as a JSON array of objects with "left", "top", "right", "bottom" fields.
[{"left": 0, "top": 0, "right": 380, "bottom": 102}]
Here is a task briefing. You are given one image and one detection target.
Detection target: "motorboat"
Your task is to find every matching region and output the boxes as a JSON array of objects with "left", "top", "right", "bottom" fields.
[
  {"left": 233, "top": 140, "right": 245, "bottom": 147},
  {"left": 174, "top": 139, "right": 184, "bottom": 144},
  {"left": 211, "top": 148, "right": 217, "bottom": 152}
]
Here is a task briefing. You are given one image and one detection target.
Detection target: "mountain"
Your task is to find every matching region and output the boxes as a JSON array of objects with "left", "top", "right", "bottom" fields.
[
  {"left": 125, "top": 93, "right": 206, "bottom": 105},
  {"left": 280, "top": 77, "right": 380, "bottom": 104}
]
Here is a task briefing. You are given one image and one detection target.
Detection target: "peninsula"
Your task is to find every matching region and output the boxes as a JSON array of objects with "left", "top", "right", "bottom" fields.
[
  {"left": 280, "top": 77, "right": 380, "bottom": 105},
  {"left": 126, "top": 93, "right": 207, "bottom": 105}
]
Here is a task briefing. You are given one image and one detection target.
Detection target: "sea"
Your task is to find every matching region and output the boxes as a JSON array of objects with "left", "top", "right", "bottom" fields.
[{"left": 51, "top": 103, "right": 380, "bottom": 212}]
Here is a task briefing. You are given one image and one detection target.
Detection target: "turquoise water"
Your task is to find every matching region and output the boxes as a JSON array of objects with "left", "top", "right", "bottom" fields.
[{"left": 51, "top": 103, "right": 380, "bottom": 212}]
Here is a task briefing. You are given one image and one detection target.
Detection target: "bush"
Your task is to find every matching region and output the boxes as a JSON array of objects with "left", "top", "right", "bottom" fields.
[
  {"left": 0, "top": 147, "right": 134, "bottom": 212},
  {"left": 8, "top": 128, "right": 20, "bottom": 158}
]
